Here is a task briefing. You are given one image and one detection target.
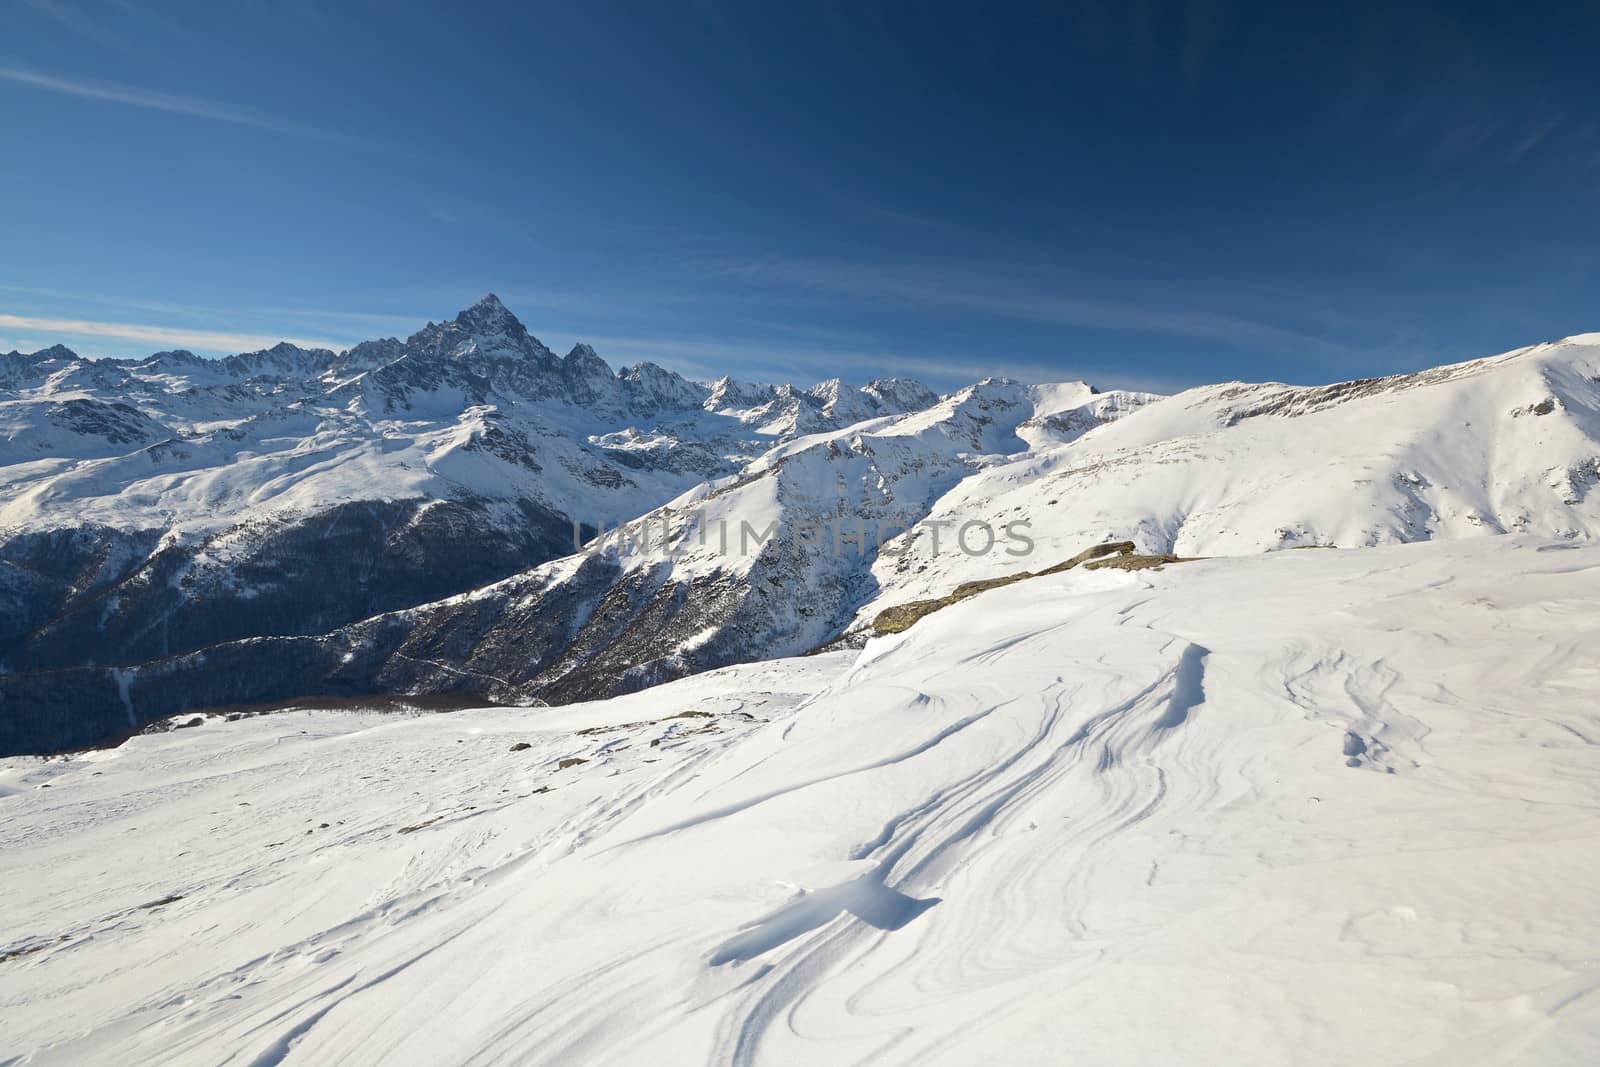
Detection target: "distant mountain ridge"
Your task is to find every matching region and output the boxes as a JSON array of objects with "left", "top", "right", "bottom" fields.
[
  {"left": 0, "top": 294, "right": 947, "bottom": 544},
  {"left": 1, "top": 295, "right": 934, "bottom": 461}
]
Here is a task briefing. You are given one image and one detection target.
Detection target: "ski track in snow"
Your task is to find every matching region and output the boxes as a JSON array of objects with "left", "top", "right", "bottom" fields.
[{"left": 5, "top": 537, "right": 1600, "bottom": 1064}]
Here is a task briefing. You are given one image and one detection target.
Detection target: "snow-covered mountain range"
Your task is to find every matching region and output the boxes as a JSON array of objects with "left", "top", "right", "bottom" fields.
[
  {"left": 3, "top": 298, "right": 1599, "bottom": 756},
  {"left": 0, "top": 297, "right": 950, "bottom": 753}
]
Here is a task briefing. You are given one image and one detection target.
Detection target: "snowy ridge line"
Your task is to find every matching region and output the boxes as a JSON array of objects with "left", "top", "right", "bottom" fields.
[{"left": 865, "top": 331, "right": 1600, "bottom": 612}]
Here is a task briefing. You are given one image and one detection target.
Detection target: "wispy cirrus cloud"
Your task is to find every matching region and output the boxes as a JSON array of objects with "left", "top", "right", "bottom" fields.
[
  {"left": 21, "top": 0, "right": 133, "bottom": 54},
  {"left": 0, "top": 313, "right": 344, "bottom": 355},
  {"left": 0, "top": 283, "right": 423, "bottom": 339},
  {"left": 702, "top": 253, "right": 1368, "bottom": 359},
  {"left": 0, "top": 65, "right": 376, "bottom": 147}
]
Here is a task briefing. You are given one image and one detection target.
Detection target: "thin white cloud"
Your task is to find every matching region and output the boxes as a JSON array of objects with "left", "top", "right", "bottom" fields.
[
  {"left": 0, "top": 314, "right": 343, "bottom": 355},
  {"left": 712, "top": 255, "right": 1360, "bottom": 358},
  {"left": 0, "top": 284, "right": 420, "bottom": 338},
  {"left": 0, "top": 65, "right": 375, "bottom": 147},
  {"left": 22, "top": 0, "right": 132, "bottom": 53}
]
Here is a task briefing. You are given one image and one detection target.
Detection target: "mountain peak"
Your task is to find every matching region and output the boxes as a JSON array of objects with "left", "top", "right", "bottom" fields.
[
  {"left": 141, "top": 349, "right": 204, "bottom": 366},
  {"left": 706, "top": 375, "right": 775, "bottom": 411},
  {"left": 452, "top": 292, "right": 526, "bottom": 337}
]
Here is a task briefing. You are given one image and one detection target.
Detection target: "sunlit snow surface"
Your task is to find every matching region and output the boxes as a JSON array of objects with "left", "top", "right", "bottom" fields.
[{"left": 4, "top": 537, "right": 1600, "bottom": 1065}]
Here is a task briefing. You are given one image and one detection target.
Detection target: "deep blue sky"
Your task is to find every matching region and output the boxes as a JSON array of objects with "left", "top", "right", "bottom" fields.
[{"left": 3, "top": 1, "right": 1597, "bottom": 392}]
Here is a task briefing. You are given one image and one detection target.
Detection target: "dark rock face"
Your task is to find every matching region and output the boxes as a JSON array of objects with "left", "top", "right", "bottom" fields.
[
  {"left": 0, "top": 526, "right": 165, "bottom": 665},
  {"left": 0, "top": 519, "right": 869, "bottom": 756},
  {"left": 0, "top": 632, "right": 383, "bottom": 756},
  {"left": 620, "top": 362, "right": 707, "bottom": 417},
  {"left": 864, "top": 377, "right": 940, "bottom": 413},
  {"left": 0, "top": 497, "right": 598, "bottom": 754},
  {"left": 3, "top": 498, "right": 578, "bottom": 674},
  {"left": 45, "top": 399, "right": 164, "bottom": 445}
]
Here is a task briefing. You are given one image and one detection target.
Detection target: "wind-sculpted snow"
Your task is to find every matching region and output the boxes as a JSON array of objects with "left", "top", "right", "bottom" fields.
[{"left": 4, "top": 537, "right": 1599, "bottom": 1064}]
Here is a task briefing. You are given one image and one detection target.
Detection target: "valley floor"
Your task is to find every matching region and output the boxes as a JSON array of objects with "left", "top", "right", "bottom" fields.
[{"left": 4, "top": 537, "right": 1600, "bottom": 1065}]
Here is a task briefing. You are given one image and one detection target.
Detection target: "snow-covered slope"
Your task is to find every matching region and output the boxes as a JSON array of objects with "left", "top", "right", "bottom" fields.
[
  {"left": 868, "top": 334, "right": 1600, "bottom": 612},
  {"left": 5, "top": 536, "right": 1599, "bottom": 1065}
]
